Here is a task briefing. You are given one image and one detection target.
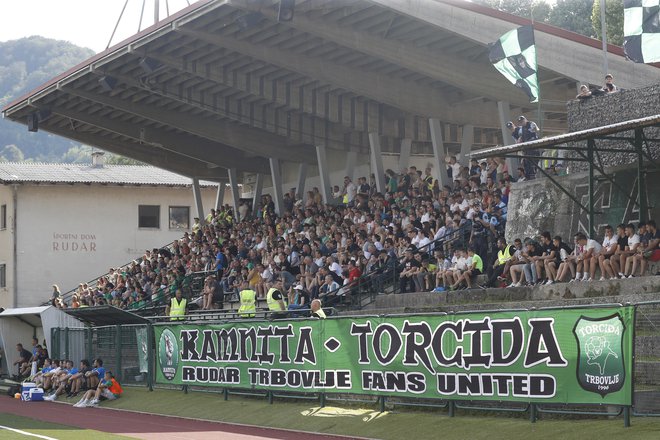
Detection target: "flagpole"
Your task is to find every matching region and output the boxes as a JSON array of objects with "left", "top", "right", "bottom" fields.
[
  {"left": 530, "top": 11, "right": 542, "bottom": 134},
  {"left": 600, "top": 0, "right": 609, "bottom": 77}
]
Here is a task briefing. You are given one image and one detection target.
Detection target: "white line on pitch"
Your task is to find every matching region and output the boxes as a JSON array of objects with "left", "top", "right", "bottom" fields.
[{"left": 0, "top": 424, "right": 59, "bottom": 440}]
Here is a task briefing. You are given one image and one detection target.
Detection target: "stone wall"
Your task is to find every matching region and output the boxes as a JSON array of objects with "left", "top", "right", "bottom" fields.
[
  {"left": 506, "top": 164, "right": 660, "bottom": 242},
  {"left": 565, "top": 83, "right": 660, "bottom": 172}
]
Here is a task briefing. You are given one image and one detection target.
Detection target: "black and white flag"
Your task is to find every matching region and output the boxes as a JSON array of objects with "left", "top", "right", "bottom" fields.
[
  {"left": 624, "top": 0, "right": 660, "bottom": 63},
  {"left": 489, "top": 26, "right": 539, "bottom": 103}
]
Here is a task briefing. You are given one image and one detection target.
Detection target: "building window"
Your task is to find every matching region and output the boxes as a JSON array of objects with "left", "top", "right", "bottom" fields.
[
  {"left": 0, "top": 264, "right": 5, "bottom": 288},
  {"left": 138, "top": 205, "right": 160, "bottom": 228},
  {"left": 169, "top": 206, "right": 190, "bottom": 230},
  {"left": 0, "top": 204, "right": 6, "bottom": 230}
]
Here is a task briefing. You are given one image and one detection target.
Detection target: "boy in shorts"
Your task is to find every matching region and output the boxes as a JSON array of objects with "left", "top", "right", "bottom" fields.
[{"left": 74, "top": 371, "right": 123, "bottom": 407}]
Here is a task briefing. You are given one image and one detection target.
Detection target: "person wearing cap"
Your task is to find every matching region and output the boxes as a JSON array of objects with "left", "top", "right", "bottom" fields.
[
  {"left": 602, "top": 74, "right": 618, "bottom": 93},
  {"left": 287, "top": 283, "right": 310, "bottom": 317},
  {"left": 506, "top": 121, "right": 521, "bottom": 143}
]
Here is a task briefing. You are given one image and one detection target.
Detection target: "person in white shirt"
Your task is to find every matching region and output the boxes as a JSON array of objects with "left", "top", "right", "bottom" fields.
[
  {"left": 326, "top": 256, "right": 343, "bottom": 277},
  {"left": 575, "top": 233, "right": 602, "bottom": 281},
  {"left": 598, "top": 225, "right": 619, "bottom": 280}
]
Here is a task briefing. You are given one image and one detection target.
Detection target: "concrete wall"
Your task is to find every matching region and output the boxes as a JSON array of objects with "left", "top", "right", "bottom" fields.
[
  {"left": 566, "top": 84, "right": 660, "bottom": 172},
  {"left": 506, "top": 165, "right": 660, "bottom": 243},
  {"left": 0, "top": 185, "right": 15, "bottom": 308},
  {"left": 0, "top": 183, "right": 218, "bottom": 308}
]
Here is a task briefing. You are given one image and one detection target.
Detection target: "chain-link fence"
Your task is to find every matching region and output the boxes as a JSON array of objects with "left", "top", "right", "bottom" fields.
[
  {"left": 51, "top": 324, "right": 151, "bottom": 387},
  {"left": 633, "top": 301, "right": 660, "bottom": 415}
]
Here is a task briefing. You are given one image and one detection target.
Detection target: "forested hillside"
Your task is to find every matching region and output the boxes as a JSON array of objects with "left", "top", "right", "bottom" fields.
[{"left": 0, "top": 36, "right": 95, "bottom": 162}]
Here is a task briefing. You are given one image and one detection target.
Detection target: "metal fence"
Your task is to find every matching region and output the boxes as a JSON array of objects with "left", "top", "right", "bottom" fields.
[
  {"left": 50, "top": 301, "right": 660, "bottom": 426},
  {"left": 51, "top": 324, "right": 152, "bottom": 387}
]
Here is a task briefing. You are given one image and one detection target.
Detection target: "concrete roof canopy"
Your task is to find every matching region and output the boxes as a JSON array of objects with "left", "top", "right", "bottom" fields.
[{"left": 2, "top": 0, "right": 658, "bottom": 182}]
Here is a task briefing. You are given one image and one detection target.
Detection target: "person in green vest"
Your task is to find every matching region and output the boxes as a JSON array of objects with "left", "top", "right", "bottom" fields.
[
  {"left": 238, "top": 281, "right": 256, "bottom": 318},
  {"left": 450, "top": 247, "right": 484, "bottom": 290},
  {"left": 165, "top": 289, "right": 187, "bottom": 321},
  {"left": 485, "top": 237, "right": 515, "bottom": 287},
  {"left": 266, "top": 279, "right": 287, "bottom": 319}
]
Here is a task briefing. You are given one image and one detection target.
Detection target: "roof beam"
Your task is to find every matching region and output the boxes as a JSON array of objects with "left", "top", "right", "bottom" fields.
[
  {"left": 48, "top": 105, "right": 270, "bottom": 174},
  {"left": 176, "top": 27, "right": 502, "bottom": 127},
  {"left": 41, "top": 122, "right": 228, "bottom": 181},
  {"left": 59, "top": 87, "right": 317, "bottom": 163},
  {"left": 370, "top": 0, "right": 660, "bottom": 89},
  {"left": 230, "top": 0, "right": 573, "bottom": 109},
  {"left": 142, "top": 51, "right": 400, "bottom": 141}
]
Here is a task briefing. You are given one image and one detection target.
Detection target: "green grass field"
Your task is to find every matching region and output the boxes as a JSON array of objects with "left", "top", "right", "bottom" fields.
[
  {"left": 0, "top": 413, "right": 131, "bottom": 440},
  {"left": 2, "top": 388, "right": 660, "bottom": 439},
  {"left": 95, "top": 386, "right": 660, "bottom": 440}
]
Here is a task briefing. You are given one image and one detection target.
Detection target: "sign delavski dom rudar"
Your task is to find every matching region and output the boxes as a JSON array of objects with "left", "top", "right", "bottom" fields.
[{"left": 155, "top": 307, "right": 633, "bottom": 406}]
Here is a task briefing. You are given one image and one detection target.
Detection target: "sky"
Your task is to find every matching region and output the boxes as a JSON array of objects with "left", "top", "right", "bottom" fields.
[{"left": 0, "top": 0, "right": 195, "bottom": 53}]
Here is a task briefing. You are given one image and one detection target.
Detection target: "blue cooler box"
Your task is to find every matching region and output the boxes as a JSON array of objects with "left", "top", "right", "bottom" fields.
[
  {"left": 20, "top": 382, "right": 36, "bottom": 401},
  {"left": 29, "top": 388, "right": 44, "bottom": 401}
]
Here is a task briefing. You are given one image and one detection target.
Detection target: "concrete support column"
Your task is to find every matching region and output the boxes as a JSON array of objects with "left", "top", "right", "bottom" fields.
[
  {"left": 296, "top": 162, "right": 308, "bottom": 201},
  {"left": 369, "top": 133, "right": 386, "bottom": 193},
  {"left": 269, "top": 158, "right": 284, "bottom": 215},
  {"left": 227, "top": 168, "right": 240, "bottom": 219},
  {"left": 497, "top": 101, "right": 519, "bottom": 172},
  {"left": 315, "top": 145, "right": 332, "bottom": 204},
  {"left": 191, "top": 177, "right": 205, "bottom": 225},
  {"left": 252, "top": 173, "right": 263, "bottom": 218},
  {"left": 398, "top": 138, "right": 412, "bottom": 172},
  {"left": 345, "top": 151, "right": 358, "bottom": 181},
  {"left": 214, "top": 182, "right": 224, "bottom": 210},
  {"left": 460, "top": 124, "right": 474, "bottom": 167},
  {"left": 429, "top": 118, "right": 450, "bottom": 188}
]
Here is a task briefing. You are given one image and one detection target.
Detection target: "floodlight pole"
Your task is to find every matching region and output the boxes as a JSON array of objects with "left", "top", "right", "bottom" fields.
[
  {"left": 587, "top": 139, "right": 595, "bottom": 237},
  {"left": 154, "top": 0, "right": 160, "bottom": 23},
  {"left": 600, "top": 0, "right": 609, "bottom": 77}
]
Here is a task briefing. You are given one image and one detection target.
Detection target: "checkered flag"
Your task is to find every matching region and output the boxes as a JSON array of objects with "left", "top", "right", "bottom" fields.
[
  {"left": 624, "top": 0, "right": 660, "bottom": 63},
  {"left": 489, "top": 26, "right": 539, "bottom": 103}
]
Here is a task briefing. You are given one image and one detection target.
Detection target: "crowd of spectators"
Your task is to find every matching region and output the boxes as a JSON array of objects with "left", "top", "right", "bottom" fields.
[
  {"left": 51, "top": 150, "right": 525, "bottom": 311},
  {"left": 48, "top": 107, "right": 657, "bottom": 311}
]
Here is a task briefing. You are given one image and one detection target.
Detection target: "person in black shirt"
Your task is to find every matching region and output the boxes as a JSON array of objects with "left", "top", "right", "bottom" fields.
[
  {"left": 399, "top": 249, "right": 421, "bottom": 293},
  {"left": 535, "top": 231, "right": 556, "bottom": 284},
  {"left": 13, "top": 343, "right": 32, "bottom": 379},
  {"left": 546, "top": 236, "right": 572, "bottom": 284}
]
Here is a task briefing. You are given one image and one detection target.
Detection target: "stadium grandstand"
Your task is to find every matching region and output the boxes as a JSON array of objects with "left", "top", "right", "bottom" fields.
[{"left": 1, "top": 0, "right": 659, "bottom": 435}]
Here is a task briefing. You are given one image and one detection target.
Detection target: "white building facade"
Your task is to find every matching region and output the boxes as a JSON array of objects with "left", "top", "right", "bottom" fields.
[{"left": 0, "top": 161, "right": 222, "bottom": 308}]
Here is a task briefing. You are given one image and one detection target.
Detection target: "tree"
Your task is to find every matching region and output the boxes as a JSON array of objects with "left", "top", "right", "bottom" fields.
[
  {"left": 592, "top": 0, "right": 624, "bottom": 46},
  {"left": 0, "top": 144, "right": 24, "bottom": 161},
  {"left": 547, "top": 0, "right": 596, "bottom": 38},
  {"left": 105, "top": 154, "right": 144, "bottom": 166},
  {"left": 475, "top": 0, "right": 552, "bottom": 22}
]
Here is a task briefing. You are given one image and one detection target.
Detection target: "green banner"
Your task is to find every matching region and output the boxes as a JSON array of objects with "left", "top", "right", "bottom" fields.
[
  {"left": 136, "top": 327, "right": 149, "bottom": 374},
  {"left": 154, "top": 306, "right": 633, "bottom": 405}
]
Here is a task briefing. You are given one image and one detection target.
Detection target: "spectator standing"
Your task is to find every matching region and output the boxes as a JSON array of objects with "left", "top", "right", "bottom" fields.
[
  {"left": 165, "top": 289, "right": 187, "bottom": 321},
  {"left": 238, "top": 281, "right": 256, "bottom": 318}
]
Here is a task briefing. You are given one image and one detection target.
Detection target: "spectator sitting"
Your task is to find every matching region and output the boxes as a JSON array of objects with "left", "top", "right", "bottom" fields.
[{"left": 74, "top": 371, "right": 123, "bottom": 407}]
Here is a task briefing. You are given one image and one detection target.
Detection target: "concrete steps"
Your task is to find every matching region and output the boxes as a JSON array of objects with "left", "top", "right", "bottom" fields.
[{"left": 368, "top": 276, "right": 660, "bottom": 313}]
